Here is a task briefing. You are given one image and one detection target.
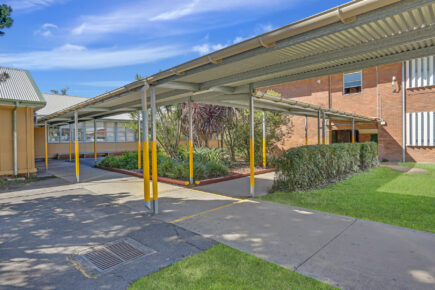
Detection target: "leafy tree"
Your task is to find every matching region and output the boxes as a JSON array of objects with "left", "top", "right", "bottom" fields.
[
  {"left": 50, "top": 87, "right": 69, "bottom": 95},
  {"left": 0, "top": 71, "right": 9, "bottom": 82},
  {"left": 224, "top": 110, "right": 293, "bottom": 163},
  {"left": 0, "top": 4, "right": 13, "bottom": 36}
]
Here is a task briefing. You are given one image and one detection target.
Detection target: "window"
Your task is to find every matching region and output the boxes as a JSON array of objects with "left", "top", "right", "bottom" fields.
[
  {"left": 343, "top": 71, "right": 362, "bottom": 94},
  {"left": 406, "top": 111, "right": 434, "bottom": 146},
  {"left": 48, "top": 126, "right": 59, "bottom": 143},
  {"left": 85, "top": 121, "right": 94, "bottom": 142},
  {"left": 117, "top": 123, "right": 126, "bottom": 142},
  {"left": 96, "top": 122, "right": 105, "bottom": 142},
  {"left": 406, "top": 55, "right": 434, "bottom": 88},
  {"left": 126, "top": 125, "right": 135, "bottom": 142},
  {"left": 59, "top": 125, "right": 70, "bottom": 142},
  {"left": 105, "top": 122, "right": 115, "bottom": 142}
]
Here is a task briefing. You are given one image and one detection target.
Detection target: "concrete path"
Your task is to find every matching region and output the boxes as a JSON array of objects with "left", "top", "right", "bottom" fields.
[{"left": 2, "top": 160, "right": 435, "bottom": 289}]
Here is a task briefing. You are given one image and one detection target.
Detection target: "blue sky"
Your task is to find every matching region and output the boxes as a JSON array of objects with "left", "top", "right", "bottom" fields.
[{"left": 1, "top": 0, "right": 347, "bottom": 97}]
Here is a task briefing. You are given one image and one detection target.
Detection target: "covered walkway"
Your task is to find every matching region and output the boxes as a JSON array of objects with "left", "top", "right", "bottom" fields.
[{"left": 37, "top": 0, "right": 435, "bottom": 216}]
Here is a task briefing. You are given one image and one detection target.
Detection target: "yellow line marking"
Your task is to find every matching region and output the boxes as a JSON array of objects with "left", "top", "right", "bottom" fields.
[
  {"left": 66, "top": 256, "right": 96, "bottom": 279},
  {"left": 169, "top": 200, "right": 245, "bottom": 224},
  {"left": 185, "top": 187, "right": 243, "bottom": 201}
]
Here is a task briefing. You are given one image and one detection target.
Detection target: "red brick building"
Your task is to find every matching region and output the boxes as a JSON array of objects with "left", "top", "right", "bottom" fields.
[{"left": 263, "top": 56, "right": 435, "bottom": 162}]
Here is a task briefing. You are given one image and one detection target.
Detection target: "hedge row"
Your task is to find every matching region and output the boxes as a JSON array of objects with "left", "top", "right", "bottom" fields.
[{"left": 272, "top": 142, "right": 378, "bottom": 192}]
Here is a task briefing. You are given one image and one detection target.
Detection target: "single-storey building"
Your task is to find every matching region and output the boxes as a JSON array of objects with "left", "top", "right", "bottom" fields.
[{"left": 0, "top": 67, "right": 45, "bottom": 176}]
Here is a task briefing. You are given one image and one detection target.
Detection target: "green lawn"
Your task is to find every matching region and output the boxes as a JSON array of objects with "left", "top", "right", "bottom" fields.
[
  {"left": 130, "top": 244, "right": 335, "bottom": 290},
  {"left": 260, "top": 163, "right": 435, "bottom": 233}
]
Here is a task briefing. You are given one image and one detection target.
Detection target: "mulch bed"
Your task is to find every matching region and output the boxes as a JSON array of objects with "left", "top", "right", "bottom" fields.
[{"left": 95, "top": 163, "right": 274, "bottom": 187}]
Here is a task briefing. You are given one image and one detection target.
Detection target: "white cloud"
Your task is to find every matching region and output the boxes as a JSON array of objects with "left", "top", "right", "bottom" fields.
[
  {"left": 192, "top": 43, "right": 227, "bottom": 55},
  {"left": 6, "top": 0, "right": 66, "bottom": 10},
  {"left": 70, "top": 0, "right": 290, "bottom": 37},
  {"left": 260, "top": 24, "right": 274, "bottom": 33},
  {"left": 0, "top": 44, "right": 185, "bottom": 70},
  {"left": 35, "top": 23, "right": 58, "bottom": 37}
]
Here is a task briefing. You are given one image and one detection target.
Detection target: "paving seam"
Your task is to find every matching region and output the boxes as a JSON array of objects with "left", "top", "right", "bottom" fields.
[
  {"left": 294, "top": 218, "right": 357, "bottom": 271},
  {"left": 168, "top": 200, "right": 246, "bottom": 224}
]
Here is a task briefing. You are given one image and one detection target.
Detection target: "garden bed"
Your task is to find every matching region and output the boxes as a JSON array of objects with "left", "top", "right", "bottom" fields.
[{"left": 95, "top": 164, "right": 274, "bottom": 186}]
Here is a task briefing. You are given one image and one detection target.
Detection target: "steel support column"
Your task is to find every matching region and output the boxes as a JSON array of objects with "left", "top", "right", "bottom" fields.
[
  {"left": 188, "top": 97, "right": 194, "bottom": 184},
  {"left": 74, "top": 111, "right": 79, "bottom": 183},
  {"left": 44, "top": 122, "right": 48, "bottom": 171},
  {"left": 305, "top": 115, "right": 308, "bottom": 146},
  {"left": 69, "top": 124, "right": 72, "bottom": 161},
  {"left": 137, "top": 111, "right": 141, "bottom": 169},
  {"left": 262, "top": 111, "right": 266, "bottom": 169},
  {"left": 317, "top": 111, "right": 321, "bottom": 145},
  {"left": 150, "top": 85, "right": 158, "bottom": 214},
  {"left": 93, "top": 119, "right": 97, "bottom": 163},
  {"left": 141, "top": 86, "right": 151, "bottom": 209},
  {"left": 322, "top": 111, "right": 326, "bottom": 145},
  {"left": 351, "top": 118, "right": 355, "bottom": 143},
  {"left": 402, "top": 61, "right": 406, "bottom": 162},
  {"left": 13, "top": 102, "right": 18, "bottom": 176},
  {"left": 249, "top": 95, "right": 255, "bottom": 197}
]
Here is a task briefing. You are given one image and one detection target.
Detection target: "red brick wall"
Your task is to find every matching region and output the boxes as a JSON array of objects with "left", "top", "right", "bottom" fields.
[{"left": 261, "top": 62, "right": 435, "bottom": 162}]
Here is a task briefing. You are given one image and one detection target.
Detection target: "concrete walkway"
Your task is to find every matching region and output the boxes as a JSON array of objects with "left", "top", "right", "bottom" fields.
[{"left": 2, "top": 160, "right": 435, "bottom": 289}]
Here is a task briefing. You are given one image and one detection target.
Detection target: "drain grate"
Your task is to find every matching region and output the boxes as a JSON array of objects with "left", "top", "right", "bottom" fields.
[
  {"left": 106, "top": 240, "right": 145, "bottom": 261},
  {"left": 79, "top": 238, "right": 154, "bottom": 273},
  {"left": 83, "top": 248, "right": 123, "bottom": 271}
]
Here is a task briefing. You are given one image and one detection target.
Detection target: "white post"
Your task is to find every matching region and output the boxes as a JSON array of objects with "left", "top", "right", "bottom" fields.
[
  {"left": 249, "top": 95, "right": 255, "bottom": 197},
  {"left": 262, "top": 111, "right": 266, "bottom": 169},
  {"left": 150, "top": 85, "right": 158, "bottom": 215},
  {"left": 188, "top": 97, "right": 194, "bottom": 184},
  {"left": 402, "top": 61, "right": 406, "bottom": 162},
  {"left": 141, "top": 86, "right": 151, "bottom": 209},
  {"left": 74, "top": 111, "right": 79, "bottom": 183}
]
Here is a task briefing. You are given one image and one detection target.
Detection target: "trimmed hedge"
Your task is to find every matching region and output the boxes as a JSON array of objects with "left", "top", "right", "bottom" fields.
[{"left": 272, "top": 142, "right": 378, "bottom": 192}]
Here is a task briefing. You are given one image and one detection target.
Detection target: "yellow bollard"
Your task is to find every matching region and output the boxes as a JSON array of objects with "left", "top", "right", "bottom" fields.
[
  {"left": 262, "top": 138, "right": 266, "bottom": 168},
  {"left": 250, "top": 138, "right": 255, "bottom": 190},
  {"left": 189, "top": 140, "right": 193, "bottom": 183},
  {"left": 151, "top": 140, "right": 158, "bottom": 200},
  {"left": 75, "top": 141, "right": 79, "bottom": 181},
  {"left": 143, "top": 140, "right": 150, "bottom": 203},
  {"left": 138, "top": 140, "right": 141, "bottom": 169},
  {"left": 94, "top": 140, "right": 97, "bottom": 162}
]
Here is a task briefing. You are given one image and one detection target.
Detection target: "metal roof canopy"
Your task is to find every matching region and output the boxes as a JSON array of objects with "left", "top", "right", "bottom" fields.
[{"left": 38, "top": 0, "right": 435, "bottom": 125}]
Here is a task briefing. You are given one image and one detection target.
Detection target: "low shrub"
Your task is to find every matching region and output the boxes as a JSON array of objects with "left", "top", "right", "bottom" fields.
[
  {"left": 204, "top": 161, "right": 228, "bottom": 178},
  {"left": 272, "top": 142, "right": 378, "bottom": 192},
  {"left": 98, "top": 155, "right": 120, "bottom": 168}
]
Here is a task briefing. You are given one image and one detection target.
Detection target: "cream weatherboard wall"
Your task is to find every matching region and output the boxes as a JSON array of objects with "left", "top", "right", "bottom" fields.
[{"left": 0, "top": 105, "right": 36, "bottom": 176}]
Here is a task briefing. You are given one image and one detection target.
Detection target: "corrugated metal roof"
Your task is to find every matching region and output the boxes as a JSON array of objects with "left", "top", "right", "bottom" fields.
[
  {"left": 39, "top": 0, "right": 434, "bottom": 125},
  {"left": 0, "top": 67, "right": 45, "bottom": 105},
  {"left": 37, "top": 94, "right": 88, "bottom": 116}
]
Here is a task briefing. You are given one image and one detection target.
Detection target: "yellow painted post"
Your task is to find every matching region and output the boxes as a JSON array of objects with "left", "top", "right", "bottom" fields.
[
  {"left": 74, "top": 111, "right": 80, "bottom": 183},
  {"left": 150, "top": 85, "right": 158, "bottom": 214},
  {"left": 137, "top": 112, "right": 141, "bottom": 169},
  {"left": 141, "top": 88, "right": 151, "bottom": 208},
  {"left": 44, "top": 122, "right": 48, "bottom": 171},
  {"left": 262, "top": 111, "right": 266, "bottom": 169},
  {"left": 188, "top": 98, "right": 194, "bottom": 184},
  {"left": 249, "top": 95, "right": 255, "bottom": 197}
]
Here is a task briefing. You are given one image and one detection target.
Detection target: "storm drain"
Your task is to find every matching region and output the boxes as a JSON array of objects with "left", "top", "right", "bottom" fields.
[{"left": 79, "top": 238, "right": 154, "bottom": 273}]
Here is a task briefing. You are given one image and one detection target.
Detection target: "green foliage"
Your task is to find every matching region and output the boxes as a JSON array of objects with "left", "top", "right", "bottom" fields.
[
  {"left": 204, "top": 161, "right": 228, "bottom": 178},
  {"left": 223, "top": 110, "right": 292, "bottom": 162},
  {"left": 0, "top": 4, "right": 13, "bottom": 36},
  {"left": 118, "top": 152, "right": 138, "bottom": 170},
  {"left": 98, "top": 155, "right": 120, "bottom": 168},
  {"left": 272, "top": 142, "right": 378, "bottom": 192},
  {"left": 99, "top": 148, "right": 229, "bottom": 181}
]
